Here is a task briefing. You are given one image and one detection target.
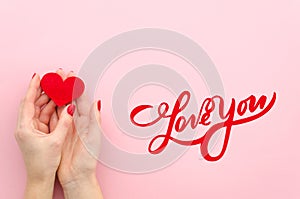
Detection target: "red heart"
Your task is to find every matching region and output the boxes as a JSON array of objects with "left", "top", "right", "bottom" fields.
[{"left": 40, "top": 73, "right": 85, "bottom": 106}]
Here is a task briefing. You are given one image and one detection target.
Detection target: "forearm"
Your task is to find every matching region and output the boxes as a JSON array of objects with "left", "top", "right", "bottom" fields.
[
  {"left": 24, "top": 175, "right": 55, "bottom": 199},
  {"left": 63, "top": 175, "right": 103, "bottom": 199}
]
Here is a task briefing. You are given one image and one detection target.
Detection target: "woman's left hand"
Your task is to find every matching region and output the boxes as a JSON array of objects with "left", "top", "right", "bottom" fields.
[{"left": 15, "top": 73, "right": 74, "bottom": 198}]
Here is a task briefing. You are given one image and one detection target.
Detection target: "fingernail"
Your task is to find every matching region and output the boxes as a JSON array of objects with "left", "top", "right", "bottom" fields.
[
  {"left": 97, "top": 100, "right": 101, "bottom": 111},
  {"left": 67, "top": 104, "right": 76, "bottom": 116},
  {"left": 32, "top": 73, "right": 36, "bottom": 79}
]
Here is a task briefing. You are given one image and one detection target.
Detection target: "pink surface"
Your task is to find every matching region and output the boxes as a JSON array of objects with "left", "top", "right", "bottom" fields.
[{"left": 0, "top": 0, "right": 299, "bottom": 198}]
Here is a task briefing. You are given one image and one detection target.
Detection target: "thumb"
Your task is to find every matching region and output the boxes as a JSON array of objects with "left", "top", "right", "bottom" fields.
[
  {"left": 85, "top": 101, "right": 102, "bottom": 157},
  {"left": 52, "top": 104, "right": 75, "bottom": 141}
]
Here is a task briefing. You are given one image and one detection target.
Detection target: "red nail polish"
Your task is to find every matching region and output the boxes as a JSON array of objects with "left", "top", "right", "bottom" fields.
[
  {"left": 32, "top": 73, "right": 36, "bottom": 79},
  {"left": 67, "top": 104, "right": 76, "bottom": 116},
  {"left": 97, "top": 100, "right": 101, "bottom": 111}
]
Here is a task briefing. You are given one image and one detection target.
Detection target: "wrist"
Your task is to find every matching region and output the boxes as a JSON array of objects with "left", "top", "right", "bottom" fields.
[
  {"left": 25, "top": 175, "right": 56, "bottom": 199},
  {"left": 61, "top": 173, "right": 97, "bottom": 191},
  {"left": 26, "top": 174, "right": 56, "bottom": 191},
  {"left": 26, "top": 170, "right": 56, "bottom": 184},
  {"left": 62, "top": 174, "right": 102, "bottom": 199}
]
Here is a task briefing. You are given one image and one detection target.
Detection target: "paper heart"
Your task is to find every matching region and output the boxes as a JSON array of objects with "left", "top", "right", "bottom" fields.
[{"left": 40, "top": 73, "right": 85, "bottom": 106}]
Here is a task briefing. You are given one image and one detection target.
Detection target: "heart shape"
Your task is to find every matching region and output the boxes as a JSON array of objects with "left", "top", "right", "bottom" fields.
[{"left": 40, "top": 73, "right": 85, "bottom": 106}]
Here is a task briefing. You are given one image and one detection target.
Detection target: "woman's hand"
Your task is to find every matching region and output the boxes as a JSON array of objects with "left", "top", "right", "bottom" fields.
[
  {"left": 59, "top": 98, "right": 103, "bottom": 199},
  {"left": 52, "top": 70, "right": 103, "bottom": 199},
  {"left": 15, "top": 73, "right": 74, "bottom": 199}
]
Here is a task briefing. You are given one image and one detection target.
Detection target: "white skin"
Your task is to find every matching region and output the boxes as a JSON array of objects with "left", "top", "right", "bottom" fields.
[{"left": 15, "top": 69, "right": 103, "bottom": 199}]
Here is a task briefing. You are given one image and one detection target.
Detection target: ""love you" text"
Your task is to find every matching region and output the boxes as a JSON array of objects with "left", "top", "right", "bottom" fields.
[{"left": 130, "top": 91, "right": 276, "bottom": 161}]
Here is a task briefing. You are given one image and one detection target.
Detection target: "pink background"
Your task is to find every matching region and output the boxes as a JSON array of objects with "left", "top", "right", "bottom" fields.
[{"left": 1, "top": 0, "right": 300, "bottom": 198}]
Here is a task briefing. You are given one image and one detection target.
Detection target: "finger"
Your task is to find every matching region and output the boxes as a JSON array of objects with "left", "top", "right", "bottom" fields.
[
  {"left": 34, "top": 93, "right": 50, "bottom": 118},
  {"left": 35, "top": 85, "right": 42, "bottom": 100},
  {"left": 24, "top": 74, "right": 40, "bottom": 104},
  {"left": 67, "top": 70, "right": 75, "bottom": 77},
  {"left": 38, "top": 121, "right": 50, "bottom": 134},
  {"left": 89, "top": 100, "right": 101, "bottom": 130},
  {"left": 39, "top": 100, "right": 57, "bottom": 125},
  {"left": 49, "top": 110, "right": 58, "bottom": 132},
  {"left": 56, "top": 68, "right": 67, "bottom": 80},
  {"left": 52, "top": 104, "right": 75, "bottom": 142},
  {"left": 76, "top": 93, "right": 91, "bottom": 116},
  {"left": 85, "top": 100, "right": 102, "bottom": 157},
  {"left": 56, "top": 105, "right": 65, "bottom": 119},
  {"left": 19, "top": 74, "right": 41, "bottom": 125},
  {"left": 35, "top": 93, "right": 50, "bottom": 107}
]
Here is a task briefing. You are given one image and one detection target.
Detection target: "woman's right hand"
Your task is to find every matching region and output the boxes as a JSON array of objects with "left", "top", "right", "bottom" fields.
[{"left": 53, "top": 71, "right": 103, "bottom": 199}]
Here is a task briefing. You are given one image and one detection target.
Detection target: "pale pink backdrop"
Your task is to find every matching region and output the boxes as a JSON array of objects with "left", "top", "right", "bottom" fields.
[{"left": 0, "top": 0, "right": 299, "bottom": 198}]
